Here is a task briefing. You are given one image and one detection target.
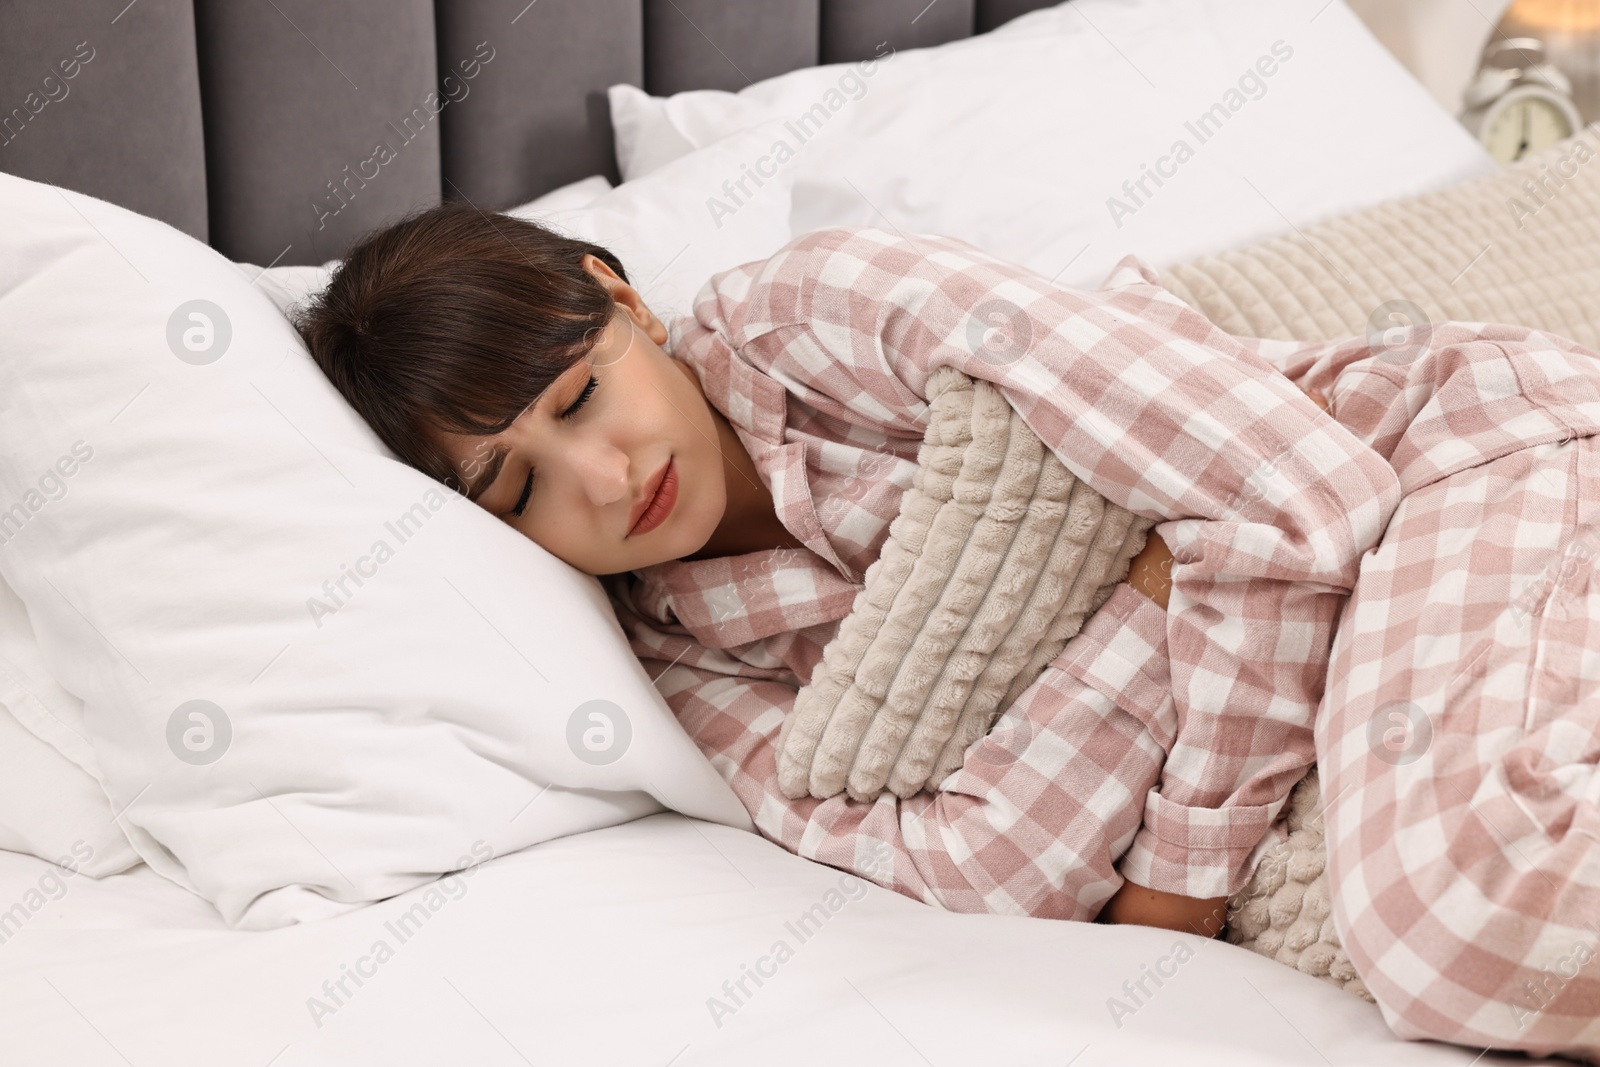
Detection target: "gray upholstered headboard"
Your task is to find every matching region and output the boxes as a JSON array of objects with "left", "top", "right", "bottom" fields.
[{"left": 0, "top": 0, "right": 1058, "bottom": 267}]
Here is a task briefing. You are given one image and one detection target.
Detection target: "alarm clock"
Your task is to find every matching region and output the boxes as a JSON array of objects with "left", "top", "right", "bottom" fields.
[{"left": 1460, "top": 37, "right": 1585, "bottom": 163}]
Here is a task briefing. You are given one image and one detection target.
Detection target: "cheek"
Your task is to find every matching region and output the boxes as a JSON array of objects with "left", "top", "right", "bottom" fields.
[
  {"left": 672, "top": 374, "right": 716, "bottom": 446},
  {"left": 527, "top": 506, "right": 573, "bottom": 547}
]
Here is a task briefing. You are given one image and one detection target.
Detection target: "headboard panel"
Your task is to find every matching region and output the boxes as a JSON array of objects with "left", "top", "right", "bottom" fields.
[
  {"left": 0, "top": 0, "right": 209, "bottom": 243},
  {"left": 0, "top": 0, "right": 1060, "bottom": 266},
  {"left": 820, "top": 0, "right": 974, "bottom": 64},
  {"left": 194, "top": 0, "right": 443, "bottom": 266},
  {"left": 441, "top": 0, "right": 642, "bottom": 224},
  {"left": 645, "top": 0, "right": 818, "bottom": 95}
]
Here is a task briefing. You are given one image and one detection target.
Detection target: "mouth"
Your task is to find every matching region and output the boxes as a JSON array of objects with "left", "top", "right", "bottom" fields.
[{"left": 627, "top": 457, "right": 677, "bottom": 538}]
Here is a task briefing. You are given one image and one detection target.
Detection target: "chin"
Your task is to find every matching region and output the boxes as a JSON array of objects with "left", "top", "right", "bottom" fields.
[
  {"left": 646, "top": 508, "right": 711, "bottom": 568},
  {"left": 684, "top": 492, "right": 725, "bottom": 554}
]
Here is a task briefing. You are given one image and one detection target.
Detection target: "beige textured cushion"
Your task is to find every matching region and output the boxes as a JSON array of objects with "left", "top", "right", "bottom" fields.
[
  {"left": 775, "top": 365, "right": 1155, "bottom": 803},
  {"left": 1222, "top": 768, "right": 1373, "bottom": 1001}
]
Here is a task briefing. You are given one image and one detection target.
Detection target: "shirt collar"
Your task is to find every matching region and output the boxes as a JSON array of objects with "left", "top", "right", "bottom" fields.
[
  {"left": 667, "top": 311, "right": 789, "bottom": 449},
  {"left": 627, "top": 550, "right": 860, "bottom": 649}
]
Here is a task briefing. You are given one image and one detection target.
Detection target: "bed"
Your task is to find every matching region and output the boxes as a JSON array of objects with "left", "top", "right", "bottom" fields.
[{"left": 0, "top": 0, "right": 1588, "bottom": 1062}]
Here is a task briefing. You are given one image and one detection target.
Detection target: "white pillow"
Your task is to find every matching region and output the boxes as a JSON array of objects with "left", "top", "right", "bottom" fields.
[
  {"left": 0, "top": 170, "right": 754, "bottom": 930},
  {"left": 0, "top": 173, "right": 629, "bottom": 881},
  {"left": 243, "top": 258, "right": 340, "bottom": 321},
  {"left": 509, "top": 172, "right": 613, "bottom": 215},
  {"left": 504, "top": 117, "right": 799, "bottom": 323},
  {"left": 0, "top": 710, "right": 138, "bottom": 878},
  {"left": 0, "top": 579, "right": 139, "bottom": 877},
  {"left": 608, "top": 0, "right": 1496, "bottom": 289}
]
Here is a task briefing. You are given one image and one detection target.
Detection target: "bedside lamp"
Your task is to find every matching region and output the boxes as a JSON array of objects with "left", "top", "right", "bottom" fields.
[{"left": 1496, "top": 0, "right": 1600, "bottom": 124}]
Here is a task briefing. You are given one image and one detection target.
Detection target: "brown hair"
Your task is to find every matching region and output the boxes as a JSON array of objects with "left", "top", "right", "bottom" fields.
[{"left": 294, "top": 201, "right": 631, "bottom": 496}]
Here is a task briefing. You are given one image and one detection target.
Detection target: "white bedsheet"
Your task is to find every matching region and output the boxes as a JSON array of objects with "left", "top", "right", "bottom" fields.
[{"left": 0, "top": 814, "right": 1541, "bottom": 1066}]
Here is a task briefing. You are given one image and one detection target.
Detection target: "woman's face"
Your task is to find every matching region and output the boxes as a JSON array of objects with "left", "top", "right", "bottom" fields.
[{"left": 436, "top": 255, "right": 728, "bottom": 576}]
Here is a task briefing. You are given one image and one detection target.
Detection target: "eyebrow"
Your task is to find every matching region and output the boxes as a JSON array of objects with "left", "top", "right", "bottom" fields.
[
  {"left": 461, "top": 364, "right": 580, "bottom": 504},
  {"left": 464, "top": 446, "right": 509, "bottom": 504}
]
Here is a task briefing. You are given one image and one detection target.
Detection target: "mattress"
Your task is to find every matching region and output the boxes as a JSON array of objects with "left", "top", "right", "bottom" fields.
[{"left": 0, "top": 813, "right": 1529, "bottom": 1066}]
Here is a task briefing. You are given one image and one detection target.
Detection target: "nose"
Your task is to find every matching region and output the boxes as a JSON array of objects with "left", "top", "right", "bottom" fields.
[{"left": 571, "top": 440, "right": 630, "bottom": 509}]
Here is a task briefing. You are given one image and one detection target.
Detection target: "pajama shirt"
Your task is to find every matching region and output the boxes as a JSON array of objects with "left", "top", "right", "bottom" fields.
[
  {"left": 601, "top": 226, "right": 1600, "bottom": 1059},
  {"left": 603, "top": 225, "right": 1398, "bottom": 906}
]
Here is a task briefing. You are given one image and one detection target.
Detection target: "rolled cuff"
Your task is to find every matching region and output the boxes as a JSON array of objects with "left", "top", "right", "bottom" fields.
[{"left": 1118, "top": 789, "right": 1279, "bottom": 899}]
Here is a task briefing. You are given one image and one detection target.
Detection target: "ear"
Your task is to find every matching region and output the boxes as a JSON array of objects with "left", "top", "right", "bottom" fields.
[{"left": 580, "top": 253, "right": 669, "bottom": 346}]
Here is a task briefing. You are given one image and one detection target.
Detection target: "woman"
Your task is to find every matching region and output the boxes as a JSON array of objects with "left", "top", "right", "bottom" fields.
[{"left": 299, "top": 202, "right": 1600, "bottom": 1058}]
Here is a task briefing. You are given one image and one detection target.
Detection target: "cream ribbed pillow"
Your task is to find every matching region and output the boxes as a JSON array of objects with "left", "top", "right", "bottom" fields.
[{"left": 776, "top": 366, "right": 1155, "bottom": 803}]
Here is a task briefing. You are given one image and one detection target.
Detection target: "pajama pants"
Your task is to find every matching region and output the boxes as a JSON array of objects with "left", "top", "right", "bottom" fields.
[{"left": 1302, "top": 325, "right": 1600, "bottom": 1060}]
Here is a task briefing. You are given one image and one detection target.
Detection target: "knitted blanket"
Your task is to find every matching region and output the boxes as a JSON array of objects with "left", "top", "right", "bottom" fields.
[{"left": 775, "top": 365, "right": 1156, "bottom": 804}]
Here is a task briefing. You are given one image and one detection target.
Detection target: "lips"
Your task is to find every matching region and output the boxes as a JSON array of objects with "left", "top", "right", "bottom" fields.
[{"left": 627, "top": 457, "right": 676, "bottom": 537}]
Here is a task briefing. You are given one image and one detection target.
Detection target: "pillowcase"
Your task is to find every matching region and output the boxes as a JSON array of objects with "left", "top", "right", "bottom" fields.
[
  {"left": 507, "top": 117, "right": 799, "bottom": 323},
  {"left": 0, "top": 174, "right": 623, "bottom": 883},
  {"left": 608, "top": 0, "right": 1496, "bottom": 290},
  {"left": 0, "top": 579, "right": 140, "bottom": 877},
  {"left": 0, "top": 169, "right": 755, "bottom": 930},
  {"left": 245, "top": 259, "right": 340, "bottom": 321},
  {"left": 0, "top": 711, "right": 138, "bottom": 878},
  {"left": 509, "top": 172, "right": 614, "bottom": 215}
]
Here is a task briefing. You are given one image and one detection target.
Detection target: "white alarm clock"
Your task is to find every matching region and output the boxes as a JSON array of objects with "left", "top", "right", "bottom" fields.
[{"left": 1460, "top": 37, "right": 1584, "bottom": 163}]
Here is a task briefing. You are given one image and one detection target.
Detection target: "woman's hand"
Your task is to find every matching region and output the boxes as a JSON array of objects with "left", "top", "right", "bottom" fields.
[
  {"left": 1301, "top": 386, "right": 1331, "bottom": 414},
  {"left": 1097, "top": 880, "right": 1229, "bottom": 939},
  {"left": 1105, "top": 382, "right": 1326, "bottom": 938}
]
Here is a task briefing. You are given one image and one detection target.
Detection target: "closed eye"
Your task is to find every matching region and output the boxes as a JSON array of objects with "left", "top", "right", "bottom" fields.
[
  {"left": 507, "top": 373, "right": 599, "bottom": 519},
  {"left": 562, "top": 374, "right": 599, "bottom": 422}
]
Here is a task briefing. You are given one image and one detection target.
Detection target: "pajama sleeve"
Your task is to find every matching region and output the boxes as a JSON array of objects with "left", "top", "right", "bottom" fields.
[
  {"left": 709, "top": 228, "right": 1404, "bottom": 898},
  {"left": 609, "top": 577, "right": 1180, "bottom": 922}
]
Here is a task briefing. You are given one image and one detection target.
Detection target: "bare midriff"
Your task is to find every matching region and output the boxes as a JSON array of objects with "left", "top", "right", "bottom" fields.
[{"left": 1125, "top": 530, "right": 1174, "bottom": 611}]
